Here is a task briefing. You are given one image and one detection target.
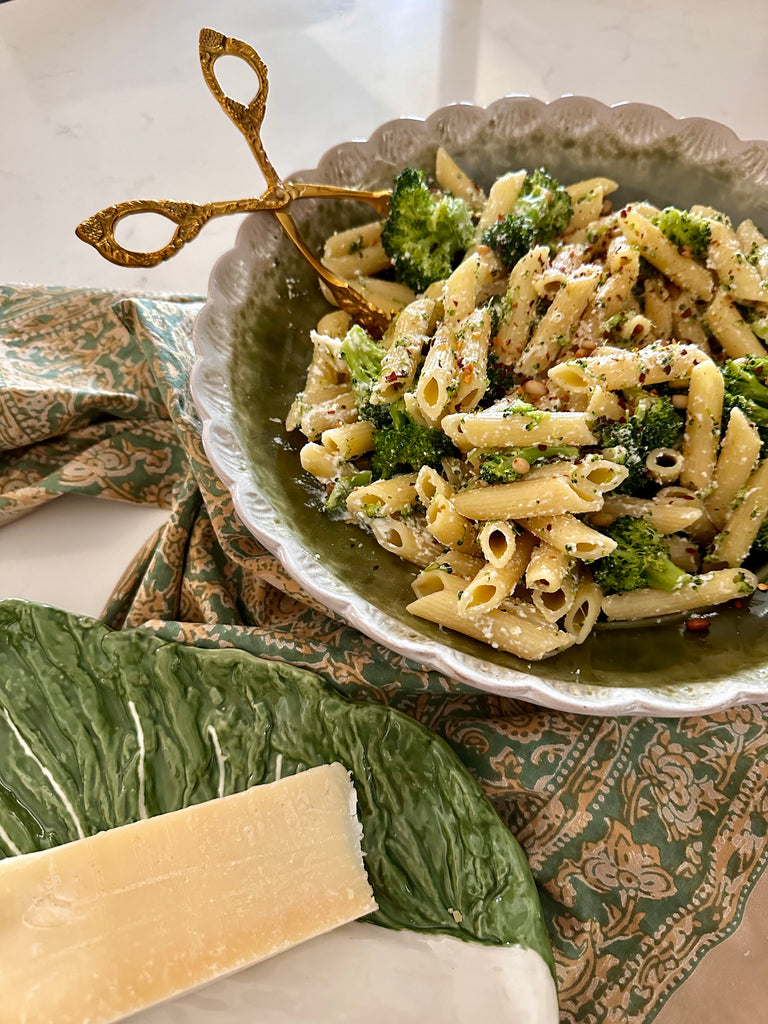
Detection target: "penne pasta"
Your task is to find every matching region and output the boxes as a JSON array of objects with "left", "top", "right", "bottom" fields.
[
  {"left": 321, "top": 420, "right": 376, "bottom": 460},
  {"left": 532, "top": 571, "right": 578, "bottom": 623},
  {"left": 525, "top": 542, "right": 571, "bottom": 594},
  {"left": 704, "top": 218, "right": 768, "bottom": 303},
  {"left": 407, "top": 569, "right": 574, "bottom": 660},
  {"left": 372, "top": 297, "right": 437, "bottom": 403},
  {"left": 425, "top": 493, "right": 476, "bottom": 549},
  {"left": 415, "top": 320, "right": 461, "bottom": 425},
  {"left": 415, "top": 465, "right": 453, "bottom": 505},
  {"left": 645, "top": 448, "right": 684, "bottom": 485},
  {"left": 316, "top": 309, "right": 352, "bottom": 339},
  {"left": 736, "top": 219, "right": 768, "bottom": 279},
  {"left": 643, "top": 278, "right": 673, "bottom": 337},
  {"left": 442, "top": 408, "right": 598, "bottom": 448},
  {"left": 520, "top": 513, "right": 617, "bottom": 560},
  {"left": 708, "top": 459, "right": 768, "bottom": 566},
  {"left": 705, "top": 289, "right": 767, "bottom": 359},
  {"left": 706, "top": 408, "right": 762, "bottom": 529},
  {"left": 288, "top": 158, "right": 768, "bottom": 659},
  {"left": 590, "top": 494, "right": 703, "bottom": 535},
  {"left": 680, "top": 359, "right": 724, "bottom": 492},
  {"left": 287, "top": 385, "right": 358, "bottom": 439},
  {"left": 300, "top": 441, "right": 339, "bottom": 480},
  {"left": 444, "top": 250, "right": 501, "bottom": 320},
  {"left": 515, "top": 266, "right": 600, "bottom": 377},
  {"left": 371, "top": 517, "right": 445, "bottom": 568},
  {"left": 601, "top": 568, "right": 757, "bottom": 620},
  {"left": 450, "top": 307, "right": 492, "bottom": 412},
  {"left": 451, "top": 476, "right": 603, "bottom": 521},
  {"left": 458, "top": 534, "right": 534, "bottom": 615},
  {"left": 619, "top": 208, "right": 714, "bottom": 301},
  {"left": 548, "top": 341, "right": 708, "bottom": 393},
  {"left": 346, "top": 475, "right": 419, "bottom": 518},
  {"left": 435, "top": 146, "right": 486, "bottom": 210},
  {"left": 562, "top": 571, "right": 602, "bottom": 643},
  {"left": 478, "top": 519, "right": 519, "bottom": 568},
  {"left": 476, "top": 170, "right": 527, "bottom": 233},
  {"left": 493, "top": 246, "right": 549, "bottom": 364}
]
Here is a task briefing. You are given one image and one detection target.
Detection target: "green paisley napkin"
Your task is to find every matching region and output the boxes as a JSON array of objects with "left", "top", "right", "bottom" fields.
[{"left": 2, "top": 283, "right": 768, "bottom": 1023}]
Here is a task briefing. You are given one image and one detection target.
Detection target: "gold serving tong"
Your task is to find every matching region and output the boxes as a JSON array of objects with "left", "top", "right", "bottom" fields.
[{"left": 76, "top": 28, "right": 392, "bottom": 335}]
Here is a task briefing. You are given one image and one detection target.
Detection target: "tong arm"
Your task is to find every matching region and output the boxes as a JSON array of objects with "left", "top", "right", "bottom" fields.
[{"left": 75, "top": 196, "right": 279, "bottom": 268}]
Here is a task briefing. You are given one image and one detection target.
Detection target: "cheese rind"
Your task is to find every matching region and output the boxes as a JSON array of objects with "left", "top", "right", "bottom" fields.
[{"left": 0, "top": 762, "right": 377, "bottom": 1024}]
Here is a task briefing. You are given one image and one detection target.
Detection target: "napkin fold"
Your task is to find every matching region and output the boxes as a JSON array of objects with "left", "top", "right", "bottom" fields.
[{"left": 2, "top": 282, "right": 768, "bottom": 1024}]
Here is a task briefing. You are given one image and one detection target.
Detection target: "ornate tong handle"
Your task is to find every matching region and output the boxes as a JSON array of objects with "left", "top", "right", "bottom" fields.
[
  {"left": 75, "top": 197, "right": 269, "bottom": 268},
  {"left": 75, "top": 29, "right": 391, "bottom": 333},
  {"left": 198, "top": 28, "right": 280, "bottom": 188},
  {"left": 74, "top": 185, "right": 388, "bottom": 269}
]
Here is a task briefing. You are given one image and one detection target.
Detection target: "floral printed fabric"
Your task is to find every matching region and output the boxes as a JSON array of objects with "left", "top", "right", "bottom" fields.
[{"left": 2, "top": 283, "right": 768, "bottom": 1023}]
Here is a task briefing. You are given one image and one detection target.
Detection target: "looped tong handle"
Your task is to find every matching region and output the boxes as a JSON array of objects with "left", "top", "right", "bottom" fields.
[
  {"left": 75, "top": 196, "right": 271, "bottom": 268},
  {"left": 75, "top": 29, "right": 392, "bottom": 334},
  {"left": 198, "top": 28, "right": 280, "bottom": 189}
]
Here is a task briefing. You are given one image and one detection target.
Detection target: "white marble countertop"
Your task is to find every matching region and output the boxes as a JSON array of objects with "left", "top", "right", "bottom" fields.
[{"left": 1, "top": 3, "right": 768, "bottom": 1021}]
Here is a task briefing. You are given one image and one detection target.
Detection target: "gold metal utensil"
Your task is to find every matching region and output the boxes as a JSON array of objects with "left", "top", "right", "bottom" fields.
[{"left": 76, "top": 28, "right": 392, "bottom": 336}]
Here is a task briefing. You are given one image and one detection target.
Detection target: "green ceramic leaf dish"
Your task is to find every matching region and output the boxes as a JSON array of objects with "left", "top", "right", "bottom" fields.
[
  {"left": 193, "top": 96, "right": 768, "bottom": 715},
  {"left": 0, "top": 598, "right": 554, "bottom": 976}
]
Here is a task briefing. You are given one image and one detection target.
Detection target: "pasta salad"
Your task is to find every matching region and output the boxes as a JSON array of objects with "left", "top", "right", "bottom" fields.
[{"left": 286, "top": 150, "right": 768, "bottom": 661}]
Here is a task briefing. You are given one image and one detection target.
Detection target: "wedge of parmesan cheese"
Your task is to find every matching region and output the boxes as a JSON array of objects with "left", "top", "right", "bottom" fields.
[{"left": 0, "top": 762, "right": 377, "bottom": 1024}]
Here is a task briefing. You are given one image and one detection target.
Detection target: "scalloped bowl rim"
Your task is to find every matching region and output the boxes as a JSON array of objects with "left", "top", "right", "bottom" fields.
[{"left": 191, "top": 93, "right": 768, "bottom": 717}]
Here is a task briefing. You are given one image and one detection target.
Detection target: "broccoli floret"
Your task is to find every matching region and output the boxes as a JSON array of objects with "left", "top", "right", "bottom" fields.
[
  {"left": 478, "top": 445, "right": 579, "bottom": 484},
  {"left": 754, "top": 518, "right": 768, "bottom": 554},
  {"left": 325, "top": 470, "right": 372, "bottom": 513},
  {"left": 339, "top": 325, "right": 390, "bottom": 426},
  {"left": 721, "top": 356, "right": 768, "bottom": 447},
  {"left": 380, "top": 168, "right": 475, "bottom": 293},
  {"left": 371, "top": 401, "right": 457, "bottom": 480},
  {"left": 599, "top": 394, "right": 684, "bottom": 495},
  {"left": 592, "top": 516, "right": 691, "bottom": 595},
  {"left": 641, "top": 393, "right": 686, "bottom": 451},
  {"left": 481, "top": 168, "right": 572, "bottom": 272},
  {"left": 654, "top": 207, "right": 711, "bottom": 260}
]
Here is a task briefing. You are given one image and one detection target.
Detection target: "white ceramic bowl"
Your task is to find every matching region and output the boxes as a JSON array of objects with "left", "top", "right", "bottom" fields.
[{"left": 192, "top": 95, "right": 768, "bottom": 716}]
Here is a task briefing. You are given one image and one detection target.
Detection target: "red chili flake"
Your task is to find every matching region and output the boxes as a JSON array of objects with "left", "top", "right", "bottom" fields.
[
  {"left": 546, "top": 524, "right": 553, "bottom": 532},
  {"left": 638, "top": 372, "right": 647, "bottom": 383},
  {"left": 373, "top": 564, "right": 380, "bottom": 570},
  {"left": 620, "top": 209, "right": 628, "bottom": 219},
  {"left": 680, "top": 309, "right": 692, "bottom": 320},
  {"left": 733, "top": 599, "right": 744, "bottom": 609},
  {"left": 538, "top": 444, "right": 548, "bottom": 451},
  {"left": 685, "top": 617, "right": 710, "bottom": 632}
]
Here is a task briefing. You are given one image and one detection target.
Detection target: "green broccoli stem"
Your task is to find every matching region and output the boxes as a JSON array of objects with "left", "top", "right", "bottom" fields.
[{"left": 645, "top": 560, "right": 690, "bottom": 592}]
